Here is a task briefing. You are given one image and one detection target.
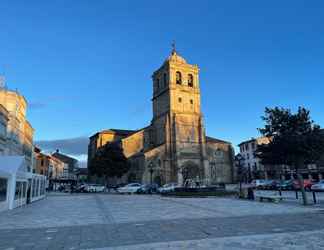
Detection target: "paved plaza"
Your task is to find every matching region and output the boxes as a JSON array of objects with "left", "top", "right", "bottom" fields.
[{"left": 0, "top": 193, "right": 324, "bottom": 250}]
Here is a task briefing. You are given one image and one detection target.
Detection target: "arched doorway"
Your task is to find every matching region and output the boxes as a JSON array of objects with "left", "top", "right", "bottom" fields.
[
  {"left": 153, "top": 176, "right": 162, "bottom": 186},
  {"left": 181, "top": 161, "right": 201, "bottom": 185}
]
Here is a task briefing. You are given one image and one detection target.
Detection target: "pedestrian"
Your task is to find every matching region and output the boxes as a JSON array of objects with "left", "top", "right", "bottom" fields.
[{"left": 247, "top": 187, "right": 254, "bottom": 200}]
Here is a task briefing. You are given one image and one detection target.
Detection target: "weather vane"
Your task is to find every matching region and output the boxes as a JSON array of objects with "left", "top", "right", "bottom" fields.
[{"left": 0, "top": 76, "right": 5, "bottom": 89}]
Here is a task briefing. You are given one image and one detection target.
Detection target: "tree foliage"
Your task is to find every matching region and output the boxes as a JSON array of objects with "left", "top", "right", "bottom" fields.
[
  {"left": 256, "top": 107, "right": 324, "bottom": 167},
  {"left": 256, "top": 106, "right": 324, "bottom": 205},
  {"left": 89, "top": 142, "right": 130, "bottom": 179}
]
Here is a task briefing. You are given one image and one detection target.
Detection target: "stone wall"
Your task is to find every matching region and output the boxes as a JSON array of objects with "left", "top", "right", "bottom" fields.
[
  {"left": 206, "top": 140, "right": 234, "bottom": 184},
  {"left": 121, "top": 130, "right": 144, "bottom": 158}
]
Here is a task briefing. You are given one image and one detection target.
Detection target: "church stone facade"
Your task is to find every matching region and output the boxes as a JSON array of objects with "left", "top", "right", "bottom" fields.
[{"left": 88, "top": 49, "right": 235, "bottom": 185}]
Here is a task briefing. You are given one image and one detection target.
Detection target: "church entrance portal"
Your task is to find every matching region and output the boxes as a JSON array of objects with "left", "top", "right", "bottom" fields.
[
  {"left": 153, "top": 176, "right": 162, "bottom": 186},
  {"left": 181, "top": 161, "right": 201, "bottom": 186}
]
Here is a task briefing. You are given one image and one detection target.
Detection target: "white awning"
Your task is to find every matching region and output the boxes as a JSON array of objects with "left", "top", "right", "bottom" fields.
[{"left": 0, "top": 156, "right": 28, "bottom": 178}]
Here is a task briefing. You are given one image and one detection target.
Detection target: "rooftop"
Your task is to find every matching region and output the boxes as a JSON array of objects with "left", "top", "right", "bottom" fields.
[
  {"left": 89, "top": 128, "right": 138, "bottom": 138},
  {"left": 206, "top": 136, "right": 231, "bottom": 144},
  {"left": 52, "top": 150, "right": 78, "bottom": 164}
]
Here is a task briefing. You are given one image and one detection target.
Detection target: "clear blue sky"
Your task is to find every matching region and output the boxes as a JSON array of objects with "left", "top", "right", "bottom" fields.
[{"left": 1, "top": 1, "right": 324, "bottom": 157}]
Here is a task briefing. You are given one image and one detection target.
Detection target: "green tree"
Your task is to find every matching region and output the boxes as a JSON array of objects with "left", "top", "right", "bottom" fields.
[
  {"left": 89, "top": 142, "right": 130, "bottom": 184},
  {"left": 256, "top": 107, "right": 324, "bottom": 205}
]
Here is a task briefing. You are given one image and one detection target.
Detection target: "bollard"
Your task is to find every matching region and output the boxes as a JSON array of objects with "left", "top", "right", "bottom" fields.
[
  {"left": 295, "top": 191, "right": 298, "bottom": 199},
  {"left": 279, "top": 189, "right": 282, "bottom": 196},
  {"left": 313, "top": 192, "right": 317, "bottom": 204}
]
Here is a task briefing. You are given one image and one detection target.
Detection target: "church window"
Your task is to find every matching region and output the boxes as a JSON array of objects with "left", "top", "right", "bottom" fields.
[
  {"left": 156, "top": 78, "right": 160, "bottom": 89},
  {"left": 188, "top": 74, "right": 194, "bottom": 87},
  {"left": 176, "top": 71, "right": 182, "bottom": 84},
  {"left": 178, "top": 97, "right": 182, "bottom": 103},
  {"left": 190, "top": 99, "right": 193, "bottom": 105},
  {"left": 163, "top": 73, "right": 167, "bottom": 87}
]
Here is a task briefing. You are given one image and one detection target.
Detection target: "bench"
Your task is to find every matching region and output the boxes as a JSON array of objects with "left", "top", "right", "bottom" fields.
[{"left": 255, "top": 191, "right": 283, "bottom": 203}]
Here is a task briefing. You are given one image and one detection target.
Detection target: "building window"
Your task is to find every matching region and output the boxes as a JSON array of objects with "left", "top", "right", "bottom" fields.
[
  {"left": 188, "top": 74, "right": 194, "bottom": 87},
  {"left": 190, "top": 99, "right": 193, "bottom": 104},
  {"left": 252, "top": 142, "right": 255, "bottom": 150},
  {"left": 15, "top": 181, "right": 25, "bottom": 200},
  {"left": 163, "top": 73, "right": 167, "bottom": 87},
  {"left": 245, "top": 144, "right": 249, "bottom": 151},
  {"left": 178, "top": 97, "right": 182, "bottom": 103},
  {"left": 176, "top": 71, "right": 182, "bottom": 84},
  {"left": 0, "top": 178, "right": 7, "bottom": 202},
  {"left": 247, "top": 153, "right": 250, "bottom": 160}
]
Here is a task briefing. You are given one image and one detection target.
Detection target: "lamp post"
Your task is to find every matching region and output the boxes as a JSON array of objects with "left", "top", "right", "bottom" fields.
[
  {"left": 148, "top": 162, "right": 154, "bottom": 185},
  {"left": 235, "top": 153, "right": 245, "bottom": 197}
]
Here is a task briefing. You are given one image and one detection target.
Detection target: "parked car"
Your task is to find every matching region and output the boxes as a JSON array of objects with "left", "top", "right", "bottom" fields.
[
  {"left": 293, "top": 179, "right": 314, "bottom": 191},
  {"left": 311, "top": 180, "right": 324, "bottom": 192},
  {"left": 250, "top": 179, "right": 267, "bottom": 189},
  {"left": 58, "top": 184, "right": 65, "bottom": 192},
  {"left": 117, "top": 183, "right": 142, "bottom": 194},
  {"left": 86, "top": 184, "right": 106, "bottom": 193},
  {"left": 158, "top": 183, "right": 178, "bottom": 194},
  {"left": 262, "top": 180, "right": 279, "bottom": 190},
  {"left": 137, "top": 183, "right": 159, "bottom": 194},
  {"left": 276, "top": 180, "right": 294, "bottom": 190},
  {"left": 75, "top": 184, "right": 87, "bottom": 193},
  {"left": 63, "top": 185, "right": 71, "bottom": 193}
]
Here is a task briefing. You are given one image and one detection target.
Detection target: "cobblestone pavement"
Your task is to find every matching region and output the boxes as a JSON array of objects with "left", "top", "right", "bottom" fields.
[{"left": 0, "top": 193, "right": 323, "bottom": 250}]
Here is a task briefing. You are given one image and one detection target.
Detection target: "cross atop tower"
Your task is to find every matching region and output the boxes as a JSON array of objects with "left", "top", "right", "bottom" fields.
[{"left": 171, "top": 41, "right": 176, "bottom": 54}]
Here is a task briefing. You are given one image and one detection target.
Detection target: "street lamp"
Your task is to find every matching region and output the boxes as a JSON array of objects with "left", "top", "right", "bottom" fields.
[
  {"left": 148, "top": 162, "right": 154, "bottom": 185},
  {"left": 235, "top": 153, "right": 245, "bottom": 197}
]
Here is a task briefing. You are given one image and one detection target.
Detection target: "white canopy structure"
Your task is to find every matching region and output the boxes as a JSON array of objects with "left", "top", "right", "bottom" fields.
[
  {"left": 0, "top": 156, "right": 46, "bottom": 212},
  {"left": 0, "top": 156, "right": 29, "bottom": 177},
  {"left": 0, "top": 156, "right": 29, "bottom": 211}
]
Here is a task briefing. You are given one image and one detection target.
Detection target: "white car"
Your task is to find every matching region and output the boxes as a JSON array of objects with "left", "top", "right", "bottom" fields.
[
  {"left": 311, "top": 180, "right": 324, "bottom": 191},
  {"left": 86, "top": 184, "right": 106, "bottom": 193},
  {"left": 250, "top": 179, "right": 267, "bottom": 188},
  {"left": 158, "top": 183, "right": 178, "bottom": 193},
  {"left": 117, "top": 183, "right": 142, "bottom": 194}
]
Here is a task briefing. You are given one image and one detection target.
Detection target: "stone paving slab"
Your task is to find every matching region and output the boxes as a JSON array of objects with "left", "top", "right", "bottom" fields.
[
  {"left": 0, "top": 194, "right": 322, "bottom": 249},
  {"left": 0, "top": 195, "right": 104, "bottom": 229},
  {"left": 0, "top": 211, "right": 324, "bottom": 249},
  {"left": 0, "top": 194, "right": 318, "bottom": 230},
  {"left": 91, "top": 229, "right": 324, "bottom": 250}
]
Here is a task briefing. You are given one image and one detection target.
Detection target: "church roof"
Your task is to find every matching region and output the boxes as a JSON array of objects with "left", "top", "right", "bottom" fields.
[
  {"left": 206, "top": 136, "right": 231, "bottom": 145},
  {"left": 89, "top": 128, "right": 137, "bottom": 138},
  {"left": 107, "top": 129, "right": 137, "bottom": 135}
]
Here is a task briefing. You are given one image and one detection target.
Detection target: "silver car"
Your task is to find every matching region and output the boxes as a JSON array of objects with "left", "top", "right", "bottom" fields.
[
  {"left": 311, "top": 180, "right": 324, "bottom": 191},
  {"left": 158, "top": 183, "right": 178, "bottom": 193},
  {"left": 117, "top": 183, "right": 142, "bottom": 194}
]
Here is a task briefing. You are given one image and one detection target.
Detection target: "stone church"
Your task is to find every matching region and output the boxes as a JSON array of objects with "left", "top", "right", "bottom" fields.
[{"left": 88, "top": 48, "right": 235, "bottom": 185}]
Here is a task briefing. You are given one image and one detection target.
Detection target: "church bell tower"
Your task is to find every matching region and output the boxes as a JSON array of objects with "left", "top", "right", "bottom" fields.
[{"left": 150, "top": 46, "right": 209, "bottom": 184}]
